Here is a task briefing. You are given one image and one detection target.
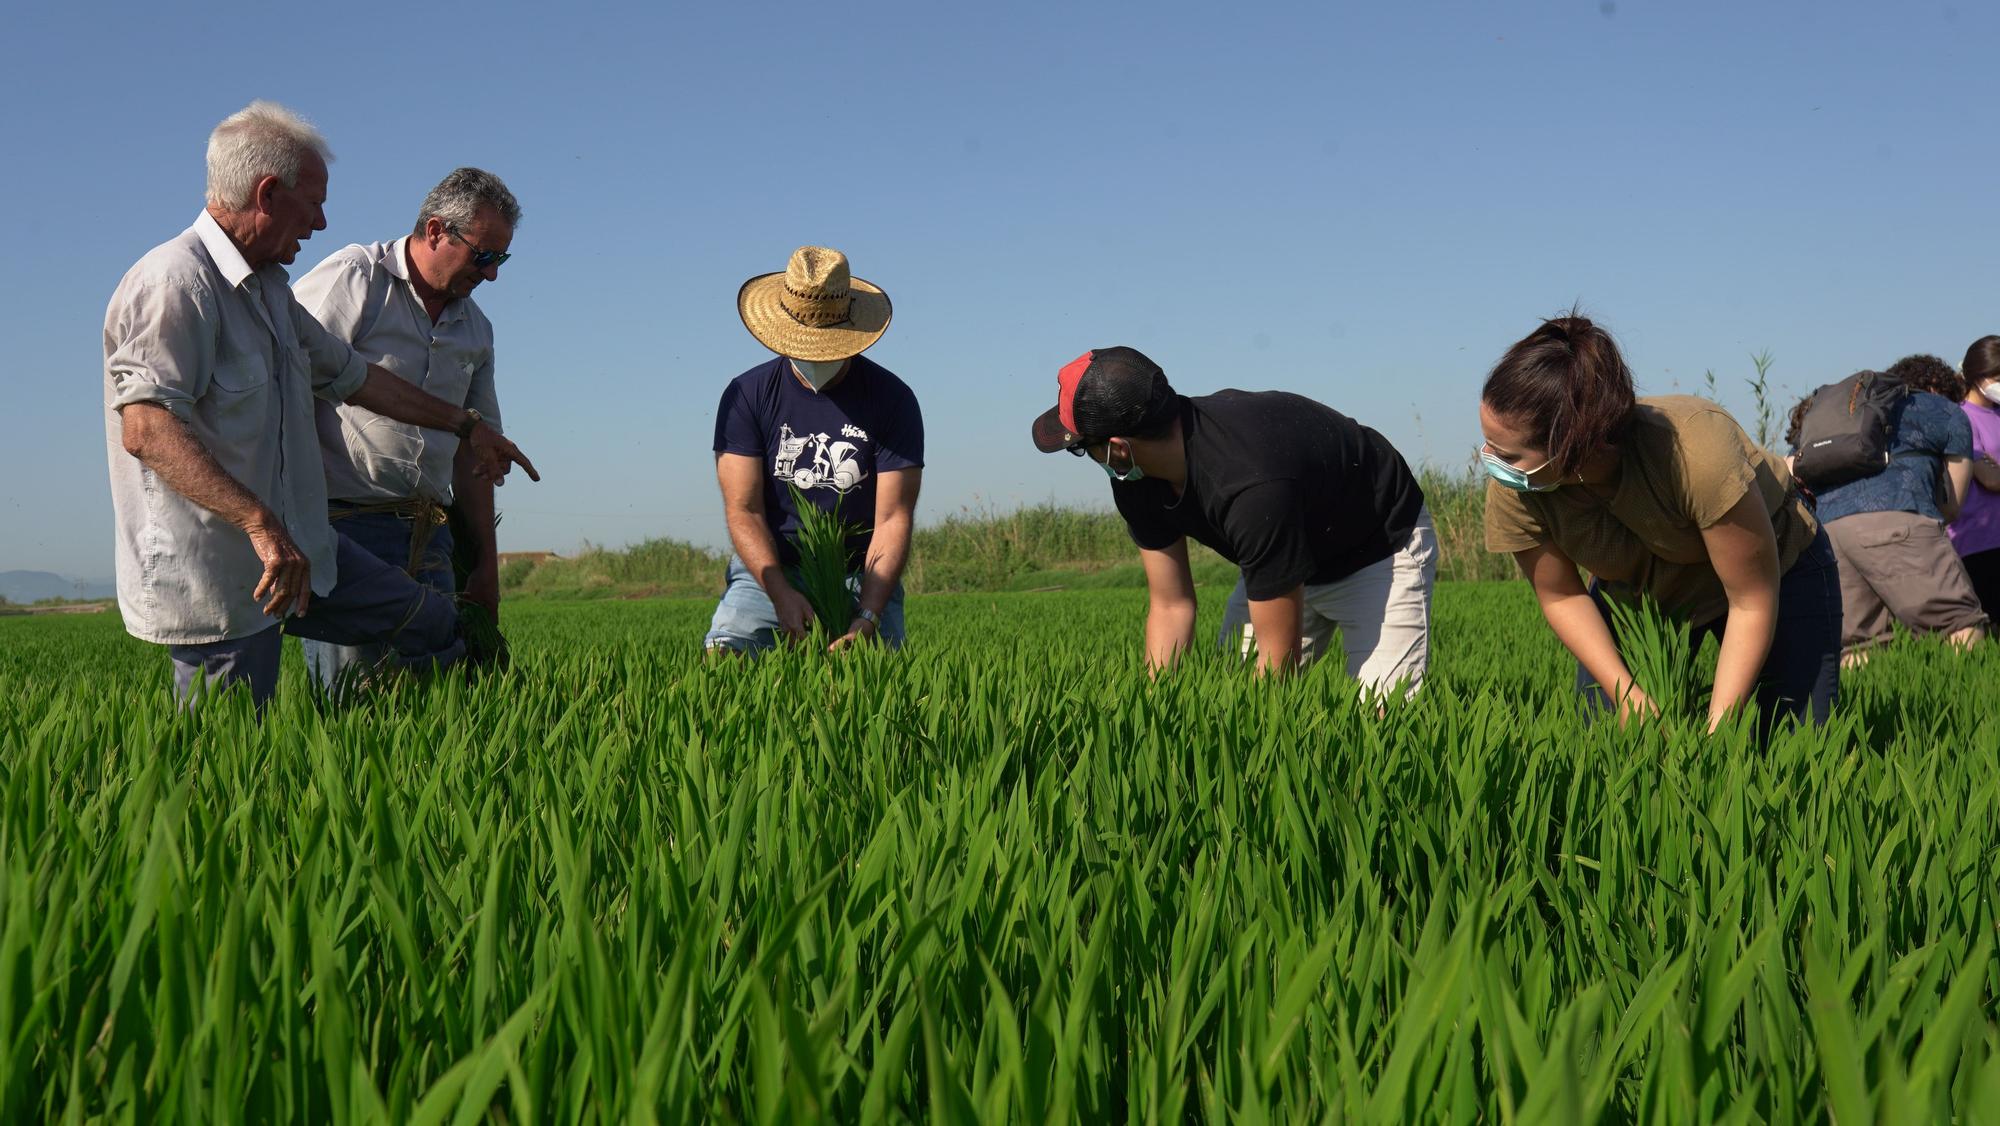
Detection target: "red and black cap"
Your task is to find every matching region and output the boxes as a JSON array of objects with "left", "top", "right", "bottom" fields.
[{"left": 1030, "top": 346, "right": 1179, "bottom": 453}]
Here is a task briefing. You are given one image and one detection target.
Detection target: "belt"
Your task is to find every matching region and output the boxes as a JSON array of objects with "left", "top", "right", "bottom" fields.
[{"left": 330, "top": 497, "right": 448, "bottom": 578}]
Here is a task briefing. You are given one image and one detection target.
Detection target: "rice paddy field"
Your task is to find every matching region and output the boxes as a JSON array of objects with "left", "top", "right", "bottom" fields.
[{"left": 3, "top": 583, "right": 1999, "bottom": 1122}]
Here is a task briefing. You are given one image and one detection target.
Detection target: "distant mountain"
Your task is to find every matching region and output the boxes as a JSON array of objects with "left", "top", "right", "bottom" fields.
[{"left": 0, "top": 571, "right": 116, "bottom": 604}]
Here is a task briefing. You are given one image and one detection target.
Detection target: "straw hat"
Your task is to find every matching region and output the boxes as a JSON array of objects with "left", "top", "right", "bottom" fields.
[{"left": 737, "top": 247, "right": 893, "bottom": 362}]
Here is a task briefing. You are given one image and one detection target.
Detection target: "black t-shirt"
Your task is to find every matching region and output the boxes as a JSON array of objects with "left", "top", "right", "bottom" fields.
[
  {"left": 1113, "top": 390, "right": 1424, "bottom": 599},
  {"left": 713, "top": 356, "right": 924, "bottom": 568}
]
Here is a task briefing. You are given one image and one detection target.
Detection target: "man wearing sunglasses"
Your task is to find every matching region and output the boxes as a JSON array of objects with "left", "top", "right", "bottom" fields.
[
  {"left": 105, "top": 107, "right": 538, "bottom": 713},
  {"left": 293, "top": 167, "right": 521, "bottom": 698}
]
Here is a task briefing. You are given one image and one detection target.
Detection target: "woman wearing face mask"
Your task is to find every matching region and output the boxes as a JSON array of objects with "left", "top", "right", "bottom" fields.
[
  {"left": 1949, "top": 336, "right": 2000, "bottom": 615},
  {"left": 1479, "top": 314, "right": 1841, "bottom": 735}
]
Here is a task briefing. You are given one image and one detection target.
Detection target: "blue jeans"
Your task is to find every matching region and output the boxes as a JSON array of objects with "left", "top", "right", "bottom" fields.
[
  {"left": 1578, "top": 526, "right": 1842, "bottom": 737},
  {"left": 703, "top": 555, "right": 906, "bottom": 653},
  {"left": 169, "top": 530, "right": 464, "bottom": 711},
  {"left": 303, "top": 507, "right": 457, "bottom": 698}
]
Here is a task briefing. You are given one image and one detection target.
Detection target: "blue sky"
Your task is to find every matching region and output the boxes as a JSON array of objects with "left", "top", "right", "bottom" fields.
[{"left": 3, "top": 0, "right": 1994, "bottom": 578}]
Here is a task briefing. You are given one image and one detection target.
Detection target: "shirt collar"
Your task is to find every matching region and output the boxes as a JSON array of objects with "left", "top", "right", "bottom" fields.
[
  {"left": 192, "top": 210, "right": 258, "bottom": 288},
  {"left": 393, "top": 235, "right": 472, "bottom": 326},
  {"left": 385, "top": 236, "right": 413, "bottom": 281}
]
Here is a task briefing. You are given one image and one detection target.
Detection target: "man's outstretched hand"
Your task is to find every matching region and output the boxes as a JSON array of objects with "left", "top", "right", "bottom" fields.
[{"left": 467, "top": 424, "right": 539, "bottom": 485}]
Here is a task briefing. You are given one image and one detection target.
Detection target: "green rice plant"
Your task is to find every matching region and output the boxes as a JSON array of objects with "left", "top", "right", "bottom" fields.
[
  {"left": 788, "top": 484, "right": 863, "bottom": 636},
  {"left": 2, "top": 585, "right": 1998, "bottom": 1121},
  {"left": 1604, "top": 590, "right": 1701, "bottom": 718}
]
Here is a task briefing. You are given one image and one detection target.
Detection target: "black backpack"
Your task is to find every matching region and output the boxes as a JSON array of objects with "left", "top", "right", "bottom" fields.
[{"left": 1791, "top": 371, "right": 1910, "bottom": 490}]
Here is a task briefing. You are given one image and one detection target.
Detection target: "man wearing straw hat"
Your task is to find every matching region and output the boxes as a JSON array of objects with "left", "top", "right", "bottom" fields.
[
  {"left": 294, "top": 167, "right": 523, "bottom": 697},
  {"left": 102, "top": 102, "right": 539, "bottom": 711},
  {"left": 707, "top": 247, "right": 923, "bottom": 652},
  {"left": 1030, "top": 347, "right": 1436, "bottom": 696}
]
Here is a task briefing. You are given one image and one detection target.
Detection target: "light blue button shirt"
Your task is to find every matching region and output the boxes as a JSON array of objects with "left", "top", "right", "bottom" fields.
[{"left": 103, "top": 212, "right": 369, "bottom": 644}]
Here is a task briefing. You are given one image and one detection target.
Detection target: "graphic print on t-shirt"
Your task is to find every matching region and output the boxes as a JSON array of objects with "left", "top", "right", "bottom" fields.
[{"left": 772, "top": 422, "right": 871, "bottom": 493}]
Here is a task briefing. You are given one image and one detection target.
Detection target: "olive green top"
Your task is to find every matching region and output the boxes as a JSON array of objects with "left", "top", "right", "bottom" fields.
[{"left": 1484, "top": 395, "right": 1819, "bottom": 626}]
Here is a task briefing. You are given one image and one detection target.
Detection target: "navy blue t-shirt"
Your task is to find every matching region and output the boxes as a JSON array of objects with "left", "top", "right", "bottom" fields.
[{"left": 713, "top": 356, "right": 924, "bottom": 568}]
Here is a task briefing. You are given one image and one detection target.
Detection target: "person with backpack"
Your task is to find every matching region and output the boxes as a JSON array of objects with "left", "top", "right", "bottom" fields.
[
  {"left": 1480, "top": 314, "right": 1840, "bottom": 737},
  {"left": 1785, "top": 357, "right": 1985, "bottom": 663},
  {"left": 1946, "top": 337, "right": 2000, "bottom": 616}
]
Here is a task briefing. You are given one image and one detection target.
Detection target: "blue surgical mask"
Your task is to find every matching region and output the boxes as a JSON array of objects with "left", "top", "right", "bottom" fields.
[
  {"left": 1481, "top": 450, "right": 1557, "bottom": 492},
  {"left": 1096, "top": 445, "right": 1145, "bottom": 482},
  {"left": 790, "top": 358, "right": 846, "bottom": 391}
]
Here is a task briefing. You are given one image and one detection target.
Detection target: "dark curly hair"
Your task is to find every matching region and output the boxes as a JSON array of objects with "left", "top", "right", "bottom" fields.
[{"left": 1885, "top": 353, "right": 1964, "bottom": 400}]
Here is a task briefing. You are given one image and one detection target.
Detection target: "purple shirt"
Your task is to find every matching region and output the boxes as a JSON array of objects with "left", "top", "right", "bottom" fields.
[{"left": 1951, "top": 399, "right": 2000, "bottom": 556}]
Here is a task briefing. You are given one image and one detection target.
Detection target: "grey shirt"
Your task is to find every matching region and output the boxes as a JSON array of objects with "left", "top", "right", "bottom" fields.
[
  {"left": 103, "top": 211, "right": 369, "bottom": 644},
  {"left": 294, "top": 238, "right": 502, "bottom": 505}
]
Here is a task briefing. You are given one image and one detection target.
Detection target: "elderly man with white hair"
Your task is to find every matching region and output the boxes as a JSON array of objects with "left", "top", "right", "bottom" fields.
[
  {"left": 294, "top": 168, "right": 522, "bottom": 696},
  {"left": 102, "top": 101, "right": 539, "bottom": 710}
]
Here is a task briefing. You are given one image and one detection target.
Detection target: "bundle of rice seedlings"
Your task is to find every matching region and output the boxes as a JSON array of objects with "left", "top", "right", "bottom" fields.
[
  {"left": 788, "top": 485, "right": 866, "bottom": 637},
  {"left": 1605, "top": 593, "right": 1697, "bottom": 718},
  {"left": 457, "top": 600, "right": 511, "bottom": 671}
]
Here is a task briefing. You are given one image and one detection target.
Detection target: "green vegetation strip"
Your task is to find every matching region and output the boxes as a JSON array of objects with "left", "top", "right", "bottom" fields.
[
  {"left": 499, "top": 466, "right": 1514, "bottom": 600},
  {"left": 1, "top": 584, "right": 1997, "bottom": 1121}
]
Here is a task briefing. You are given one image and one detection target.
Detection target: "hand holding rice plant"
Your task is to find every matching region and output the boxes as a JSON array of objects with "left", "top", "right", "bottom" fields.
[
  {"left": 1605, "top": 594, "right": 1699, "bottom": 722},
  {"left": 786, "top": 485, "right": 867, "bottom": 643}
]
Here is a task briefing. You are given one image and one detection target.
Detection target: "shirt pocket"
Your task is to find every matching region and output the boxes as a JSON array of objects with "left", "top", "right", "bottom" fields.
[
  {"left": 426, "top": 345, "right": 486, "bottom": 405},
  {"left": 210, "top": 349, "right": 271, "bottom": 394},
  {"left": 201, "top": 350, "right": 276, "bottom": 439}
]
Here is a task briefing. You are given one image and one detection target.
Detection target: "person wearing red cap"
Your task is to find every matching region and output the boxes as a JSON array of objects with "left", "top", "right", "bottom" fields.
[{"left": 1032, "top": 347, "right": 1436, "bottom": 694}]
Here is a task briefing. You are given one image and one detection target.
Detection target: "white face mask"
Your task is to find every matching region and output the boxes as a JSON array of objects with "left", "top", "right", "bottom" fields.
[
  {"left": 1982, "top": 380, "right": 2000, "bottom": 408},
  {"left": 790, "top": 358, "right": 846, "bottom": 391}
]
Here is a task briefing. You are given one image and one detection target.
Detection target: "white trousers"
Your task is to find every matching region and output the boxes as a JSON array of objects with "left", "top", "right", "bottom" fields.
[{"left": 1220, "top": 507, "right": 1437, "bottom": 698}]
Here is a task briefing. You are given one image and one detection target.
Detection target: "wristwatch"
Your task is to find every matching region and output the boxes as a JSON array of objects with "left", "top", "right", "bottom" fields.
[
  {"left": 858, "top": 607, "right": 881, "bottom": 630},
  {"left": 456, "top": 408, "right": 483, "bottom": 440}
]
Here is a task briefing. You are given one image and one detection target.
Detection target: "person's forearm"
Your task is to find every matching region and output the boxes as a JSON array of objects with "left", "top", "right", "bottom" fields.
[
  {"left": 1145, "top": 601, "right": 1197, "bottom": 670},
  {"left": 1974, "top": 458, "right": 2000, "bottom": 492},
  {"left": 122, "top": 406, "right": 272, "bottom": 532},
  {"left": 1541, "top": 590, "right": 1640, "bottom": 701},
  {"left": 724, "top": 505, "right": 789, "bottom": 592},
  {"left": 857, "top": 513, "right": 912, "bottom": 616},
  {"left": 451, "top": 446, "right": 499, "bottom": 568},
  {"left": 1708, "top": 600, "right": 1777, "bottom": 726},
  {"left": 1247, "top": 589, "right": 1306, "bottom": 677},
  {"left": 345, "top": 364, "right": 470, "bottom": 433}
]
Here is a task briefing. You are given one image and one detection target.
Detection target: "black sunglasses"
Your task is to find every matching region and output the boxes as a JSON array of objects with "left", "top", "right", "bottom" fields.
[{"left": 446, "top": 226, "right": 511, "bottom": 268}]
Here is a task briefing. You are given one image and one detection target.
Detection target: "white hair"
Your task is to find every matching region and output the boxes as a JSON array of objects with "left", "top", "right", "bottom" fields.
[{"left": 204, "top": 100, "right": 333, "bottom": 210}]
